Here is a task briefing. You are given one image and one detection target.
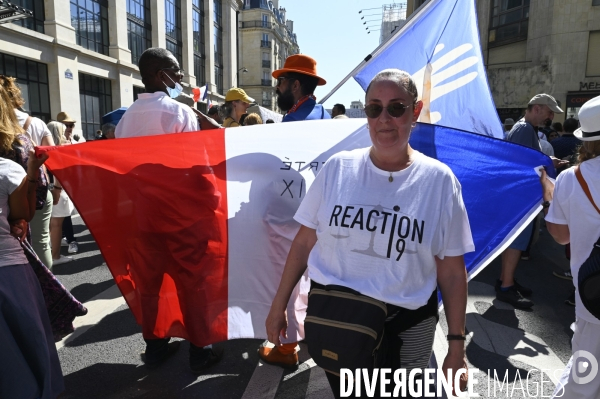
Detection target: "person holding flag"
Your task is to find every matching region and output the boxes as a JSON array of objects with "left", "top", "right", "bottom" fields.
[
  {"left": 115, "top": 47, "right": 223, "bottom": 373},
  {"left": 266, "top": 69, "right": 473, "bottom": 395}
]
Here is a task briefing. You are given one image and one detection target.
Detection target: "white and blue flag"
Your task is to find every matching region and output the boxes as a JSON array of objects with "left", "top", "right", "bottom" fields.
[{"left": 354, "top": 0, "right": 503, "bottom": 139}]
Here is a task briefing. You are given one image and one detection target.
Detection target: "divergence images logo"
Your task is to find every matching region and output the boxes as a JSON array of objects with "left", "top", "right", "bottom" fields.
[{"left": 573, "top": 350, "right": 598, "bottom": 385}]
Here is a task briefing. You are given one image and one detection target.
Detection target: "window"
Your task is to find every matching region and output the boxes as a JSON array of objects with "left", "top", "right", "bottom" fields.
[
  {"left": 488, "top": 0, "right": 529, "bottom": 48},
  {"left": 165, "top": 0, "right": 183, "bottom": 65},
  {"left": 11, "top": 0, "right": 45, "bottom": 33},
  {"left": 193, "top": 0, "right": 206, "bottom": 86},
  {"left": 127, "top": 0, "right": 152, "bottom": 66},
  {"left": 244, "top": 0, "right": 250, "bottom": 8},
  {"left": 133, "top": 86, "right": 145, "bottom": 101},
  {"left": 262, "top": 14, "right": 268, "bottom": 27},
  {"left": 0, "top": 52, "right": 50, "bottom": 122},
  {"left": 261, "top": 33, "right": 270, "bottom": 48},
  {"left": 79, "top": 73, "right": 112, "bottom": 141},
  {"left": 214, "top": 0, "right": 223, "bottom": 94},
  {"left": 262, "top": 71, "right": 270, "bottom": 86},
  {"left": 262, "top": 90, "right": 271, "bottom": 107},
  {"left": 594, "top": 0, "right": 600, "bottom": 6},
  {"left": 70, "top": 0, "right": 110, "bottom": 55}
]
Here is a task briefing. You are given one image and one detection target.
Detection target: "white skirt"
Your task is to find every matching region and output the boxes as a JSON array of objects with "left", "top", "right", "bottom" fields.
[{"left": 51, "top": 189, "right": 74, "bottom": 218}]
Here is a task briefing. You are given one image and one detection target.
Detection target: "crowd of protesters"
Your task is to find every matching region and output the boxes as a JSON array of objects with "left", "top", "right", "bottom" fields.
[{"left": 2, "top": 43, "right": 599, "bottom": 399}]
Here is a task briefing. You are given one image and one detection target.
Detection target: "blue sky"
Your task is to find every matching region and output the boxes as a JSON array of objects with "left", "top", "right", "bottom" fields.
[{"left": 280, "top": 0, "right": 401, "bottom": 109}]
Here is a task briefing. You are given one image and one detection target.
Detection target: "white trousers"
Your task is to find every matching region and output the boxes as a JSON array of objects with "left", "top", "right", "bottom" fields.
[{"left": 553, "top": 318, "right": 600, "bottom": 398}]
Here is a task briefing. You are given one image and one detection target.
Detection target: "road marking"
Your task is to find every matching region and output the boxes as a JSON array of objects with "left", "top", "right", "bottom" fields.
[
  {"left": 240, "top": 361, "right": 284, "bottom": 399},
  {"left": 184, "top": 374, "right": 239, "bottom": 388},
  {"left": 56, "top": 283, "right": 126, "bottom": 350}
]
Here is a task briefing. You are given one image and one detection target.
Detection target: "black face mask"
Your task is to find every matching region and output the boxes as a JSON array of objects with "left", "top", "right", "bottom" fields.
[{"left": 277, "top": 86, "right": 296, "bottom": 112}]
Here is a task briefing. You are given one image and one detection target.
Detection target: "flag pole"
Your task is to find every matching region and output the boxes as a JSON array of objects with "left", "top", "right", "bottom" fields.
[{"left": 318, "top": 0, "right": 436, "bottom": 105}]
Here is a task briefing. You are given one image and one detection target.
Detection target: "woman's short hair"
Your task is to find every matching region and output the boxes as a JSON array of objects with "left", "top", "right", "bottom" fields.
[
  {"left": 0, "top": 75, "right": 25, "bottom": 108},
  {"left": 365, "top": 69, "right": 419, "bottom": 104},
  {"left": 243, "top": 113, "right": 263, "bottom": 126},
  {"left": 219, "top": 101, "right": 234, "bottom": 120}
]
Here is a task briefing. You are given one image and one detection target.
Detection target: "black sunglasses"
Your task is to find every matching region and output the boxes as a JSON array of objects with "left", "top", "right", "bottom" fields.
[
  {"left": 64, "top": 123, "right": 75, "bottom": 128},
  {"left": 364, "top": 103, "right": 412, "bottom": 119},
  {"left": 276, "top": 76, "right": 295, "bottom": 86}
]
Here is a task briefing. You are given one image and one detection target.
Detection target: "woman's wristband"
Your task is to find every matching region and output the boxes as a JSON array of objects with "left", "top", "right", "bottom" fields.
[{"left": 447, "top": 334, "right": 466, "bottom": 341}]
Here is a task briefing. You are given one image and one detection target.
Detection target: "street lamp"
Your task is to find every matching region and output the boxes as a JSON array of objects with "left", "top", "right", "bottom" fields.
[{"left": 236, "top": 67, "right": 248, "bottom": 87}]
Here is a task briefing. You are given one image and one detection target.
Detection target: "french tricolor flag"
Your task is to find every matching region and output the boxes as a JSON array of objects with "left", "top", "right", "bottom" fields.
[{"left": 39, "top": 119, "right": 551, "bottom": 347}]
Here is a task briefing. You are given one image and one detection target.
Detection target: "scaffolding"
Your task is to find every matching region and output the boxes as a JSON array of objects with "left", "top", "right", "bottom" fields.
[{"left": 380, "top": 1, "right": 407, "bottom": 44}]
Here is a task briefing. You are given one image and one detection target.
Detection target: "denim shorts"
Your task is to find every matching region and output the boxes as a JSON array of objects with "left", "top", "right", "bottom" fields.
[{"left": 508, "top": 221, "right": 534, "bottom": 251}]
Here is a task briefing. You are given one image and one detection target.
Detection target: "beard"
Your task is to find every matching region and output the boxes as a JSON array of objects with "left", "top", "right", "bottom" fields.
[{"left": 277, "top": 87, "right": 296, "bottom": 111}]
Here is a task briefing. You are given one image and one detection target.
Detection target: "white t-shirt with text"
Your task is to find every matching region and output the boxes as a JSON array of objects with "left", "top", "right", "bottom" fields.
[
  {"left": 546, "top": 158, "right": 600, "bottom": 324},
  {"left": 294, "top": 147, "right": 474, "bottom": 309}
]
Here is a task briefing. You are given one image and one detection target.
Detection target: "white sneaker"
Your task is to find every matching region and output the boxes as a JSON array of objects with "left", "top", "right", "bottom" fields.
[
  {"left": 68, "top": 241, "right": 79, "bottom": 254},
  {"left": 52, "top": 255, "right": 73, "bottom": 265},
  {"left": 61, "top": 237, "right": 68, "bottom": 247}
]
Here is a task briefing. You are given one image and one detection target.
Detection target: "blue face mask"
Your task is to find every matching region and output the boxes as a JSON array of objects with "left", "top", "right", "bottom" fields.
[{"left": 163, "top": 72, "right": 183, "bottom": 99}]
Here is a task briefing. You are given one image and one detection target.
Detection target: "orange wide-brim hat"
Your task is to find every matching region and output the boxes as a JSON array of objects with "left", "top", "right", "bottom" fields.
[{"left": 272, "top": 54, "right": 326, "bottom": 86}]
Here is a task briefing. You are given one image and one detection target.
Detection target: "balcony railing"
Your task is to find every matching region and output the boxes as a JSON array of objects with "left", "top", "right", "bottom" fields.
[
  {"left": 260, "top": 40, "right": 271, "bottom": 48},
  {"left": 261, "top": 79, "right": 272, "bottom": 86},
  {"left": 262, "top": 60, "right": 271, "bottom": 68},
  {"left": 241, "top": 20, "right": 273, "bottom": 29},
  {"left": 262, "top": 100, "right": 272, "bottom": 107}
]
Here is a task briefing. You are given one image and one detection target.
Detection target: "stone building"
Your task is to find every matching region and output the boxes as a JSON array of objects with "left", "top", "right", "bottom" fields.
[
  {"left": 0, "top": 0, "right": 243, "bottom": 140},
  {"left": 238, "top": 0, "right": 299, "bottom": 112},
  {"left": 403, "top": 0, "right": 600, "bottom": 122}
]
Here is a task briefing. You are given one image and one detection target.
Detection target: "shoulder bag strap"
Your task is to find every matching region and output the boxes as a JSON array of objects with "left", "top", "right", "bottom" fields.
[
  {"left": 575, "top": 165, "right": 600, "bottom": 214},
  {"left": 22, "top": 116, "right": 33, "bottom": 132}
]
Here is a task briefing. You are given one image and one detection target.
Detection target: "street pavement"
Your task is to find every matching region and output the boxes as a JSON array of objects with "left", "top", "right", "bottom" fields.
[{"left": 54, "top": 215, "right": 577, "bottom": 398}]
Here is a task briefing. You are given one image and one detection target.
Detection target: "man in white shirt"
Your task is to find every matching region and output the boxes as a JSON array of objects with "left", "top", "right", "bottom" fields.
[{"left": 115, "top": 47, "right": 221, "bottom": 373}]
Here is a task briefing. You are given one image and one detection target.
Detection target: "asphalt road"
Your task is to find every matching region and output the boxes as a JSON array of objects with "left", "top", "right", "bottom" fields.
[{"left": 54, "top": 215, "right": 577, "bottom": 398}]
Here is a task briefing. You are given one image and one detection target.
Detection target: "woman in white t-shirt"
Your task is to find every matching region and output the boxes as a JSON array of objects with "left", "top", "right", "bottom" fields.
[
  {"left": 265, "top": 69, "right": 474, "bottom": 396},
  {"left": 542, "top": 95, "right": 600, "bottom": 398}
]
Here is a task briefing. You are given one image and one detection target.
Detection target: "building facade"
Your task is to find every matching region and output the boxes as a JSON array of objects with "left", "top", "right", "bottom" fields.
[
  {"left": 0, "top": 0, "right": 243, "bottom": 140},
  {"left": 238, "top": 0, "right": 299, "bottom": 112},
  {"left": 404, "top": 0, "right": 600, "bottom": 123}
]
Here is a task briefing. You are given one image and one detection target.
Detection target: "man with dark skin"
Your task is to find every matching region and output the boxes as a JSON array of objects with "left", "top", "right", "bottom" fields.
[{"left": 115, "top": 48, "right": 222, "bottom": 373}]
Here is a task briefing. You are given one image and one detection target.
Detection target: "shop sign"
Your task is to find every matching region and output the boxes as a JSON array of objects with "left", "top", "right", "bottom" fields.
[
  {"left": 566, "top": 92, "right": 600, "bottom": 108},
  {"left": 580, "top": 81, "right": 600, "bottom": 91}
]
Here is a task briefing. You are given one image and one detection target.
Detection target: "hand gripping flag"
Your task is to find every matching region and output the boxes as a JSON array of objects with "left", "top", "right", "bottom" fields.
[
  {"left": 38, "top": 120, "right": 552, "bottom": 346},
  {"left": 325, "top": 0, "right": 503, "bottom": 139}
]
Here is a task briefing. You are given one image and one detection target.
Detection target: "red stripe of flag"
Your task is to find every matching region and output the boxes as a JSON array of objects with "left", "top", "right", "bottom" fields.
[{"left": 37, "top": 130, "right": 229, "bottom": 347}]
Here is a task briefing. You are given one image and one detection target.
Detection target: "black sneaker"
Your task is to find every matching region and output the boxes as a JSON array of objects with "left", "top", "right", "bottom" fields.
[
  {"left": 142, "top": 340, "right": 181, "bottom": 369},
  {"left": 190, "top": 345, "right": 224, "bottom": 374},
  {"left": 495, "top": 279, "right": 532, "bottom": 297},
  {"left": 496, "top": 286, "right": 534, "bottom": 309},
  {"left": 513, "top": 279, "right": 533, "bottom": 297},
  {"left": 553, "top": 270, "right": 573, "bottom": 280},
  {"left": 520, "top": 251, "right": 530, "bottom": 261},
  {"left": 565, "top": 290, "right": 576, "bottom": 306}
]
